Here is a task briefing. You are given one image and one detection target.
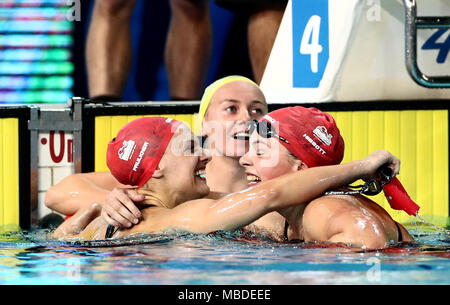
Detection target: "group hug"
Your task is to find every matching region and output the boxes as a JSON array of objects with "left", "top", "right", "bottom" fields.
[{"left": 48, "top": 76, "right": 413, "bottom": 249}]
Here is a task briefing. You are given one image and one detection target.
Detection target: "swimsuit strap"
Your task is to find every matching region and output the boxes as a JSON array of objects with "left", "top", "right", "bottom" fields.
[
  {"left": 283, "top": 220, "right": 304, "bottom": 243},
  {"left": 105, "top": 224, "right": 118, "bottom": 239},
  {"left": 395, "top": 221, "right": 403, "bottom": 243},
  {"left": 283, "top": 219, "right": 289, "bottom": 242},
  {"left": 104, "top": 203, "right": 158, "bottom": 239}
]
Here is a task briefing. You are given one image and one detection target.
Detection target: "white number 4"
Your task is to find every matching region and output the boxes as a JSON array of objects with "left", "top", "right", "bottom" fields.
[{"left": 300, "top": 15, "right": 323, "bottom": 73}]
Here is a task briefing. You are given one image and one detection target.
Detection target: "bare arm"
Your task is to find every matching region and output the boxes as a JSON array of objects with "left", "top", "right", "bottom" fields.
[
  {"left": 52, "top": 202, "right": 102, "bottom": 239},
  {"left": 45, "top": 171, "right": 125, "bottom": 215},
  {"left": 147, "top": 152, "right": 398, "bottom": 234}
]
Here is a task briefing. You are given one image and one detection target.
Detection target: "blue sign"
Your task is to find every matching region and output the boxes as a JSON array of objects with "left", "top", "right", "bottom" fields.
[{"left": 292, "top": 0, "right": 329, "bottom": 88}]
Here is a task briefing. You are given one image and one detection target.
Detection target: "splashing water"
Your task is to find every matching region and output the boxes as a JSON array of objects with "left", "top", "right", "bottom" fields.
[{"left": 415, "top": 214, "right": 450, "bottom": 235}]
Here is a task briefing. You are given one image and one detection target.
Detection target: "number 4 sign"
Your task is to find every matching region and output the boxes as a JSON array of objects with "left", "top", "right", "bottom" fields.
[
  {"left": 422, "top": 29, "right": 450, "bottom": 64},
  {"left": 292, "top": 0, "right": 329, "bottom": 88}
]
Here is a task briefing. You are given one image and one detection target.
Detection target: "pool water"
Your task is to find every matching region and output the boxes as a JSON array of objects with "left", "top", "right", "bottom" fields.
[{"left": 0, "top": 224, "right": 449, "bottom": 285}]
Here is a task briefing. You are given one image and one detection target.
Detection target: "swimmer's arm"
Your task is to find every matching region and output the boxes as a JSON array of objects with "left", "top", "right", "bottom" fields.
[
  {"left": 139, "top": 150, "right": 398, "bottom": 234},
  {"left": 303, "top": 198, "right": 390, "bottom": 249},
  {"left": 203, "top": 191, "right": 228, "bottom": 200},
  {"left": 45, "top": 171, "right": 125, "bottom": 215},
  {"left": 153, "top": 161, "right": 372, "bottom": 234},
  {"left": 52, "top": 202, "right": 103, "bottom": 240}
]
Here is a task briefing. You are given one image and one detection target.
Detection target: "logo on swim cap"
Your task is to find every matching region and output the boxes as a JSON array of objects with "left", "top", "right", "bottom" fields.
[
  {"left": 303, "top": 133, "right": 326, "bottom": 155},
  {"left": 313, "top": 126, "right": 333, "bottom": 146},
  {"left": 263, "top": 114, "right": 276, "bottom": 124},
  {"left": 133, "top": 142, "right": 149, "bottom": 172},
  {"left": 118, "top": 140, "right": 136, "bottom": 161}
]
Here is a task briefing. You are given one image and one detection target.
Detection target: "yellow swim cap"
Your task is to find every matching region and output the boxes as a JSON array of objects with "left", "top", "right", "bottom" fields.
[{"left": 194, "top": 75, "right": 259, "bottom": 135}]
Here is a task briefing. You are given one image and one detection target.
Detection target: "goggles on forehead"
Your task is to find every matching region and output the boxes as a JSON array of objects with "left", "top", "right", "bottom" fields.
[{"left": 248, "top": 120, "right": 290, "bottom": 144}]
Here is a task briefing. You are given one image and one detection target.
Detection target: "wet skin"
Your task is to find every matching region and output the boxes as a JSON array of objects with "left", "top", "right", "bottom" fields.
[
  {"left": 239, "top": 132, "right": 414, "bottom": 248},
  {"left": 53, "top": 125, "right": 404, "bottom": 250}
]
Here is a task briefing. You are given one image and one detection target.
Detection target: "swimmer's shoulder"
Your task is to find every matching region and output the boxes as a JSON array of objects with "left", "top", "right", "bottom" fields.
[
  {"left": 302, "top": 195, "right": 361, "bottom": 241},
  {"left": 311, "top": 194, "right": 396, "bottom": 224},
  {"left": 244, "top": 212, "right": 286, "bottom": 242},
  {"left": 304, "top": 194, "right": 386, "bottom": 225},
  {"left": 117, "top": 206, "right": 166, "bottom": 236},
  {"left": 303, "top": 195, "right": 393, "bottom": 247},
  {"left": 305, "top": 195, "right": 355, "bottom": 216}
]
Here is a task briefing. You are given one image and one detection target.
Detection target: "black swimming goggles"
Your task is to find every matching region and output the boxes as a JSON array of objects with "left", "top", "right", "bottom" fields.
[
  {"left": 248, "top": 120, "right": 290, "bottom": 144},
  {"left": 325, "top": 166, "right": 394, "bottom": 197}
]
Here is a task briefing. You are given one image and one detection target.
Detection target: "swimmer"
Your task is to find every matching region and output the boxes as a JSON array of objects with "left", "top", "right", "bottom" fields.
[
  {"left": 100, "top": 75, "right": 286, "bottom": 233},
  {"left": 239, "top": 106, "right": 414, "bottom": 248},
  {"left": 45, "top": 76, "right": 276, "bottom": 228},
  {"left": 52, "top": 117, "right": 400, "bottom": 244},
  {"left": 196, "top": 75, "right": 268, "bottom": 193}
]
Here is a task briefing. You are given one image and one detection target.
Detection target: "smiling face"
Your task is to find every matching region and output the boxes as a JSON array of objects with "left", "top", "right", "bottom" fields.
[
  {"left": 239, "top": 132, "right": 306, "bottom": 186},
  {"left": 201, "top": 81, "right": 268, "bottom": 158},
  {"left": 157, "top": 124, "right": 211, "bottom": 204}
]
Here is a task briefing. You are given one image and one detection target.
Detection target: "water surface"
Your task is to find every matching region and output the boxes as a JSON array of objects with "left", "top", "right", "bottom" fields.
[{"left": 0, "top": 224, "right": 449, "bottom": 285}]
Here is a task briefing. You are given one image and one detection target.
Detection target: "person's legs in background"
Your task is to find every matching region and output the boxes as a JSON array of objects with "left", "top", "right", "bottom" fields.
[
  {"left": 85, "top": 0, "right": 282, "bottom": 100},
  {"left": 86, "top": 0, "right": 137, "bottom": 100},
  {"left": 247, "top": 2, "right": 287, "bottom": 84},
  {"left": 86, "top": 0, "right": 212, "bottom": 101},
  {"left": 214, "top": 0, "right": 287, "bottom": 84},
  {"left": 166, "top": 0, "right": 213, "bottom": 100}
]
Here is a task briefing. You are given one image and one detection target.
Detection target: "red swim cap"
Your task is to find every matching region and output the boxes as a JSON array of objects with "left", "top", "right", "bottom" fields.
[
  {"left": 259, "top": 106, "right": 345, "bottom": 167},
  {"left": 106, "top": 117, "right": 182, "bottom": 188}
]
